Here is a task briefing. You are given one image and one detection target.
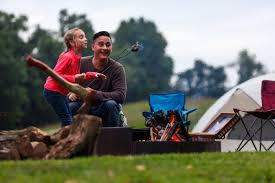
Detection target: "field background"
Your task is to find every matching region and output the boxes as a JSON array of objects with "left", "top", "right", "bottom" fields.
[{"left": 42, "top": 97, "right": 216, "bottom": 134}]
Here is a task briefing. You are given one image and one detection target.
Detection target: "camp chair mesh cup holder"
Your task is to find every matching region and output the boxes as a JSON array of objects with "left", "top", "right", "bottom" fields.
[
  {"left": 233, "top": 80, "right": 275, "bottom": 151},
  {"left": 142, "top": 93, "right": 196, "bottom": 141}
]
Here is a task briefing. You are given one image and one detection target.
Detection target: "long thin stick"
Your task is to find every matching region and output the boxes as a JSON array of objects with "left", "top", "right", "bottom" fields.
[{"left": 25, "top": 55, "right": 92, "bottom": 114}]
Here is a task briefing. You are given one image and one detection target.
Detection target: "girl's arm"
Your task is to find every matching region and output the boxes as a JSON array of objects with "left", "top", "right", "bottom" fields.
[{"left": 53, "top": 55, "right": 76, "bottom": 83}]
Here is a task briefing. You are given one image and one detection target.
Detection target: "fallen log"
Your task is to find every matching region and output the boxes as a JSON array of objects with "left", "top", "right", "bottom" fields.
[
  {"left": 0, "top": 114, "right": 102, "bottom": 160},
  {"left": 0, "top": 147, "right": 20, "bottom": 160},
  {"left": 45, "top": 114, "right": 102, "bottom": 159},
  {"left": 0, "top": 126, "right": 50, "bottom": 142},
  {"left": 0, "top": 127, "right": 50, "bottom": 160},
  {"left": 50, "top": 125, "right": 71, "bottom": 144},
  {"left": 30, "top": 141, "right": 48, "bottom": 159}
]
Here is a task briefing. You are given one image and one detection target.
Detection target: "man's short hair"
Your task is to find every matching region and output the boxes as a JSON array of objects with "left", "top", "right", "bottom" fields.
[{"left": 92, "top": 31, "right": 111, "bottom": 42}]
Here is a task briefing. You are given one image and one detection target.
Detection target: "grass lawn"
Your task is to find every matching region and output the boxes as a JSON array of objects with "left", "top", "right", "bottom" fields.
[{"left": 1, "top": 152, "right": 275, "bottom": 183}]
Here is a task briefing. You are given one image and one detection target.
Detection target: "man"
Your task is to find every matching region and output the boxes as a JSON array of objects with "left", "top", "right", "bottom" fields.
[{"left": 69, "top": 31, "right": 127, "bottom": 127}]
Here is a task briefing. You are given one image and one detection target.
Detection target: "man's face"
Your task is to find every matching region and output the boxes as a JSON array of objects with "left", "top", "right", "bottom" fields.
[{"left": 92, "top": 36, "right": 112, "bottom": 60}]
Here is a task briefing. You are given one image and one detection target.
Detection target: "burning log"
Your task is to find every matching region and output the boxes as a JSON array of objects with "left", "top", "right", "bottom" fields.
[
  {"left": 145, "top": 110, "right": 189, "bottom": 142},
  {"left": 24, "top": 55, "right": 93, "bottom": 114}
]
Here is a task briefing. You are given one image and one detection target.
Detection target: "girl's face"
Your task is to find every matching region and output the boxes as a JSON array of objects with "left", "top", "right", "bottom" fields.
[
  {"left": 71, "top": 30, "right": 87, "bottom": 51},
  {"left": 92, "top": 36, "right": 112, "bottom": 61}
]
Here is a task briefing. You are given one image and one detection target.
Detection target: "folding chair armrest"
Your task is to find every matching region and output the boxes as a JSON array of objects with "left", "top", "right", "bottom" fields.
[
  {"left": 181, "top": 108, "right": 197, "bottom": 116},
  {"left": 142, "top": 111, "right": 153, "bottom": 118},
  {"left": 182, "top": 120, "right": 190, "bottom": 126},
  {"left": 179, "top": 108, "right": 196, "bottom": 122}
]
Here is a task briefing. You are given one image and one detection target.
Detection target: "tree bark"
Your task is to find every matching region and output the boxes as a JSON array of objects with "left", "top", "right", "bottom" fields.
[
  {"left": 0, "top": 127, "right": 50, "bottom": 160},
  {"left": 0, "top": 114, "right": 102, "bottom": 160},
  {"left": 45, "top": 114, "right": 102, "bottom": 159},
  {"left": 30, "top": 141, "right": 48, "bottom": 159}
]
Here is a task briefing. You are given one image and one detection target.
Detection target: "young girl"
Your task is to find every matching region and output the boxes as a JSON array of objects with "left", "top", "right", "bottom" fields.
[{"left": 43, "top": 27, "right": 106, "bottom": 127}]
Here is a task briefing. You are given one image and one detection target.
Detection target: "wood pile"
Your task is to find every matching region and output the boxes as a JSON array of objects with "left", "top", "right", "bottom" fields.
[{"left": 0, "top": 114, "right": 101, "bottom": 160}]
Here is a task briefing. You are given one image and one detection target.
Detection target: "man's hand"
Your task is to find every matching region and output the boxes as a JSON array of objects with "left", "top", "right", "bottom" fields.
[
  {"left": 68, "top": 92, "right": 78, "bottom": 102},
  {"left": 96, "top": 73, "right": 107, "bottom": 80},
  {"left": 75, "top": 73, "right": 86, "bottom": 84}
]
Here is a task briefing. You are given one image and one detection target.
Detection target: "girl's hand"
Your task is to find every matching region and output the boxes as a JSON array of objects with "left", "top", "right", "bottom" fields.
[
  {"left": 75, "top": 73, "right": 86, "bottom": 83},
  {"left": 85, "top": 72, "right": 107, "bottom": 81}
]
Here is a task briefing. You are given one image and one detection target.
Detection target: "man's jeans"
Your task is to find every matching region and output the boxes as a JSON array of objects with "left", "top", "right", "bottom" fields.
[
  {"left": 69, "top": 100, "right": 120, "bottom": 127},
  {"left": 43, "top": 89, "right": 72, "bottom": 127}
]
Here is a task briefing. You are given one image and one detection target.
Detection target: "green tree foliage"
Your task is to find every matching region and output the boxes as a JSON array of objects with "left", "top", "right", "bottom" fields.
[
  {"left": 27, "top": 25, "right": 62, "bottom": 67},
  {"left": 113, "top": 18, "right": 173, "bottom": 101},
  {"left": 59, "top": 9, "right": 94, "bottom": 56},
  {"left": 0, "top": 11, "right": 28, "bottom": 129},
  {"left": 237, "top": 49, "right": 266, "bottom": 84},
  {"left": 175, "top": 60, "right": 227, "bottom": 97},
  {"left": 22, "top": 26, "right": 63, "bottom": 127}
]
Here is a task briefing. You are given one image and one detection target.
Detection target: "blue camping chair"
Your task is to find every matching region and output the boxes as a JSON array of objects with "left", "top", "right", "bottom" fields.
[{"left": 143, "top": 93, "right": 196, "bottom": 132}]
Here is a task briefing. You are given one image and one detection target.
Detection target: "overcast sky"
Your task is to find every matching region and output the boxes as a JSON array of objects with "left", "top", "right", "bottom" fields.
[{"left": 2, "top": 0, "right": 275, "bottom": 84}]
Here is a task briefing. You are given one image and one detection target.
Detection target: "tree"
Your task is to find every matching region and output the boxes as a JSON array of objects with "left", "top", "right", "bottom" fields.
[
  {"left": 113, "top": 18, "right": 173, "bottom": 101},
  {"left": 0, "top": 11, "right": 28, "bottom": 129},
  {"left": 237, "top": 49, "right": 266, "bottom": 84},
  {"left": 175, "top": 59, "right": 227, "bottom": 97},
  {"left": 59, "top": 9, "right": 95, "bottom": 56}
]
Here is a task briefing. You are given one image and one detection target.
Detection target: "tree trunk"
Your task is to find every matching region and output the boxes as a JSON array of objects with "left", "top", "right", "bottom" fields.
[{"left": 45, "top": 114, "right": 102, "bottom": 159}]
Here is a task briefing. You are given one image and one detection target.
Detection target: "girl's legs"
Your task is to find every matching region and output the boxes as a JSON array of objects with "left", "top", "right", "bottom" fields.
[{"left": 43, "top": 89, "right": 72, "bottom": 127}]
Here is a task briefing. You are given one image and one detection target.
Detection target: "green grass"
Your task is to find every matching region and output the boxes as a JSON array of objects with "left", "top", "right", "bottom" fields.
[
  {"left": 40, "top": 123, "right": 60, "bottom": 135},
  {"left": 123, "top": 100, "right": 150, "bottom": 128},
  {"left": 1, "top": 152, "right": 275, "bottom": 183},
  {"left": 186, "top": 97, "right": 216, "bottom": 129}
]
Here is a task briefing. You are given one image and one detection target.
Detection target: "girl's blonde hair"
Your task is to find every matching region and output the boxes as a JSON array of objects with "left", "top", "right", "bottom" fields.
[{"left": 63, "top": 27, "right": 82, "bottom": 51}]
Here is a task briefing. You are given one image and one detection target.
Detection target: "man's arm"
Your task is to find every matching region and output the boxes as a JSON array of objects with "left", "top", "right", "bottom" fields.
[{"left": 92, "top": 65, "right": 127, "bottom": 104}]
